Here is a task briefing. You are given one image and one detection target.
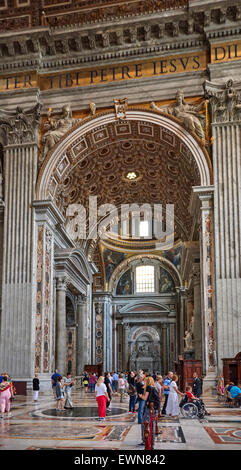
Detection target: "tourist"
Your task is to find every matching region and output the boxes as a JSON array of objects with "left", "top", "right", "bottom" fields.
[
  {"left": 95, "top": 376, "right": 109, "bottom": 421},
  {"left": 162, "top": 371, "right": 173, "bottom": 415},
  {"left": 138, "top": 376, "right": 160, "bottom": 447},
  {"left": 104, "top": 372, "right": 113, "bottom": 411},
  {"left": 217, "top": 373, "right": 225, "bottom": 397},
  {"left": 83, "top": 373, "right": 89, "bottom": 393},
  {"left": 118, "top": 373, "right": 126, "bottom": 403},
  {"left": 193, "top": 372, "right": 202, "bottom": 398},
  {"left": 33, "top": 373, "right": 40, "bottom": 402},
  {"left": 112, "top": 371, "right": 119, "bottom": 394},
  {"left": 0, "top": 376, "right": 14, "bottom": 419},
  {"left": 185, "top": 386, "right": 211, "bottom": 416},
  {"left": 155, "top": 375, "right": 163, "bottom": 417},
  {"left": 88, "top": 373, "right": 97, "bottom": 393},
  {"left": 230, "top": 382, "right": 241, "bottom": 406},
  {"left": 55, "top": 376, "right": 64, "bottom": 411},
  {"left": 51, "top": 369, "right": 61, "bottom": 398},
  {"left": 128, "top": 382, "right": 137, "bottom": 412},
  {"left": 166, "top": 374, "right": 184, "bottom": 418},
  {"left": 128, "top": 371, "right": 135, "bottom": 386},
  {"left": 64, "top": 373, "right": 74, "bottom": 409},
  {"left": 224, "top": 381, "right": 234, "bottom": 404},
  {"left": 136, "top": 374, "right": 145, "bottom": 424}
]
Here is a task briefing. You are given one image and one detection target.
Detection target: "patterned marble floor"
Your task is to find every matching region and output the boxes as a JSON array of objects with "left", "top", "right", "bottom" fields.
[{"left": 0, "top": 390, "right": 241, "bottom": 451}]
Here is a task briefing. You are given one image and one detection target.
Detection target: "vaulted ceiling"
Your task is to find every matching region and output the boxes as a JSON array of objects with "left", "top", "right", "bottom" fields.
[{"left": 53, "top": 118, "right": 201, "bottom": 241}]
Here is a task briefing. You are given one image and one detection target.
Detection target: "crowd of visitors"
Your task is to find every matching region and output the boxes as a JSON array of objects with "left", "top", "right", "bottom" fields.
[{"left": 1, "top": 365, "right": 240, "bottom": 426}]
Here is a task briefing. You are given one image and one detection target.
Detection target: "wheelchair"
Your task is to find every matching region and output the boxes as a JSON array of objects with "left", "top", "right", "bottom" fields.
[{"left": 180, "top": 394, "right": 206, "bottom": 419}]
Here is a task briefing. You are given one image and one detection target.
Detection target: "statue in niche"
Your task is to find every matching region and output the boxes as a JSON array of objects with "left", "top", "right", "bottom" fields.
[
  {"left": 42, "top": 104, "right": 80, "bottom": 158},
  {"left": 190, "top": 315, "right": 195, "bottom": 336},
  {"left": 151, "top": 89, "right": 205, "bottom": 140},
  {"left": 184, "top": 329, "right": 193, "bottom": 351}
]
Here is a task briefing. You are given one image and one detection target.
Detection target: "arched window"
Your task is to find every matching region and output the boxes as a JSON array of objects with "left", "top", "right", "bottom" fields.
[{"left": 136, "top": 265, "right": 155, "bottom": 293}]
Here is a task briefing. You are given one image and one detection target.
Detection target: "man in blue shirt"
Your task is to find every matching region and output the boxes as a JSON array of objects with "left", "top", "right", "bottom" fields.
[
  {"left": 112, "top": 372, "right": 119, "bottom": 394},
  {"left": 51, "top": 369, "right": 61, "bottom": 398},
  {"left": 162, "top": 371, "right": 173, "bottom": 415},
  {"left": 230, "top": 383, "right": 241, "bottom": 406}
]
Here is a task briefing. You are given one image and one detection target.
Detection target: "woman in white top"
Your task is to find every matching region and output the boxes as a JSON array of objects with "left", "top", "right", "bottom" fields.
[
  {"left": 95, "top": 376, "right": 109, "bottom": 421},
  {"left": 165, "top": 374, "right": 184, "bottom": 418}
]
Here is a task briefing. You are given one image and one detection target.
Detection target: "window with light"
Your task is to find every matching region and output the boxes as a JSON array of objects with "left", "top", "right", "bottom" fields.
[{"left": 136, "top": 265, "right": 155, "bottom": 293}]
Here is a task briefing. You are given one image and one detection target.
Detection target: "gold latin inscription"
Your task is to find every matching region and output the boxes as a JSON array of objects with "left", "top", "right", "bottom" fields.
[
  {"left": 0, "top": 51, "right": 207, "bottom": 92},
  {"left": 211, "top": 40, "right": 241, "bottom": 63}
]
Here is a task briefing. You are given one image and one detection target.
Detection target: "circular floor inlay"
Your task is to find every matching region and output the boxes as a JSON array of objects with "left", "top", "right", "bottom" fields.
[{"left": 42, "top": 407, "right": 127, "bottom": 418}]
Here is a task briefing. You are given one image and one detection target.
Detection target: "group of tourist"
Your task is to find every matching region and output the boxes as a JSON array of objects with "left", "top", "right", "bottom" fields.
[{"left": 51, "top": 369, "right": 75, "bottom": 411}]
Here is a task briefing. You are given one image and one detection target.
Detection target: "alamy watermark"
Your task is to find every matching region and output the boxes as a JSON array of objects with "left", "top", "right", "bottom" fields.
[{"left": 66, "top": 196, "right": 175, "bottom": 251}]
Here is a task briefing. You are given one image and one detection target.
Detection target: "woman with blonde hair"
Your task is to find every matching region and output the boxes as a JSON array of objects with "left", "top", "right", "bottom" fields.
[
  {"left": 95, "top": 376, "right": 109, "bottom": 421},
  {"left": 165, "top": 374, "right": 184, "bottom": 418},
  {"left": 137, "top": 376, "right": 160, "bottom": 447}
]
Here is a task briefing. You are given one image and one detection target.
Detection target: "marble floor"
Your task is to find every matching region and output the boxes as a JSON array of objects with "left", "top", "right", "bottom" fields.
[{"left": 1, "top": 390, "right": 241, "bottom": 451}]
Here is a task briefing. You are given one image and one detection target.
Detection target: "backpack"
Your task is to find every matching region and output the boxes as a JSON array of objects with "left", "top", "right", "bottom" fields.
[{"left": 146, "top": 386, "right": 160, "bottom": 410}]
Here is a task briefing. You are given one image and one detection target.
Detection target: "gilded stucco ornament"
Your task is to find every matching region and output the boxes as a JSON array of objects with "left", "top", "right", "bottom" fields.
[{"left": 151, "top": 90, "right": 205, "bottom": 140}]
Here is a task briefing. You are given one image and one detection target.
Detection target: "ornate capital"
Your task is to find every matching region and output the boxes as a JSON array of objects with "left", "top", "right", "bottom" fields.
[
  {"left": 0, "top": 102, "right": 42, "bottom": 145},
  {"left": 204, "top": 79, "right": 241, "bottom": 124},
  {"left": 76, "top": 293, "right": 87, "bottom": 305},
  {"left": 56, "top": 277, "right": 67, "bottom": 291}
]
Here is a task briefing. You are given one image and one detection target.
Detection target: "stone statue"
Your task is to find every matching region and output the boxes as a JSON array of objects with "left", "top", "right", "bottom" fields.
[
  {"left": 42, "top": 104, "right": 80, "bottom": 158},
  {"left": 190, "top": 315, "right": 195, "bottom": 336},
  {"left": 151, "top": 89, "right": 205, "bottom": 140},
  {"left": 184, "top": 329, "right": 193, "bottom": 351}
]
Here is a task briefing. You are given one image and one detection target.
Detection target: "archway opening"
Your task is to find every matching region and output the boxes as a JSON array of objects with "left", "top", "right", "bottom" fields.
[{"left": 36, "top": 108, "right": 212, "bottom": 375}]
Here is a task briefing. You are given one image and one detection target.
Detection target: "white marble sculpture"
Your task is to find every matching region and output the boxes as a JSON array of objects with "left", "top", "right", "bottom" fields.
[{"left": 151, "top": 89, "right": 205, "bottom": 139}]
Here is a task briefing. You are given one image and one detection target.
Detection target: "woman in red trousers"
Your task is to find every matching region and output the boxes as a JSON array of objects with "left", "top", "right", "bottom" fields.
[{"left": 95, "top": 376, "right": 110, "bottom": 421}]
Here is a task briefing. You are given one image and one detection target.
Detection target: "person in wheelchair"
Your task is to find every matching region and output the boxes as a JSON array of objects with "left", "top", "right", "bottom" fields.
[{"left": 185, "top": 386, "right": 211, "bottom": 416}]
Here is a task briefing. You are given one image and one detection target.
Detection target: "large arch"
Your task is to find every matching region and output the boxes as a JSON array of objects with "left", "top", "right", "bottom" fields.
[
  {"left": 36, "top": 108, "right": 212, "bottom": 201},
  {"left": 108, "top": 253, "right": 182, "bottom": 292}
]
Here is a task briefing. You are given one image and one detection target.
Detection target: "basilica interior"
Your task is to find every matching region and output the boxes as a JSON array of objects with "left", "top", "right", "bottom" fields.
[{"left": 0, "top": 0, "right": 241, "bottom": 453}]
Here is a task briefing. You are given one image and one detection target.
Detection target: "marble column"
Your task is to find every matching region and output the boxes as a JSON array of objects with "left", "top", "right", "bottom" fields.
[
  {"left": 176, "top": 287, "right": 187, "bottom": 356},
  {"left": 56, "top": 277, "right": 67, "bottom": 374},
  {"left": 76, "top": 295, "right": 87, "bottom": 375},
  {"left": 192, "top": 264, "right": 202, "bottom": 360},
  {"left": 193, "top": 187, "right": 216, "bottom": 392},
  {"left": 123, "top": 323, "right": 130, "bottom": 371},
  {"left": 117, "top": 323, "right": 123, "bottom": 372},
  {"left": 162, "top": 323, "right": 168, "bottom": 375},
  {"left": 0, "top": 102, "right": 41, "bottom": 379},
  {"left": 204, "top": 80, "right": 241, "bottom": 372}
]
